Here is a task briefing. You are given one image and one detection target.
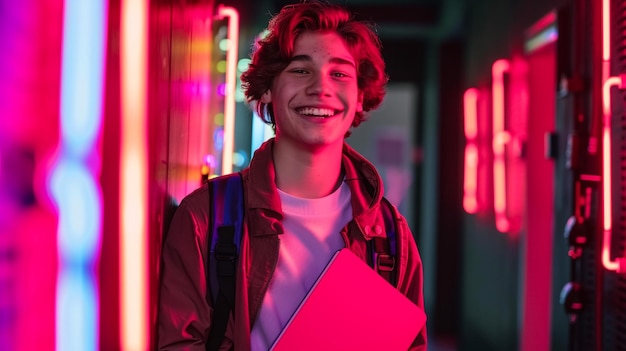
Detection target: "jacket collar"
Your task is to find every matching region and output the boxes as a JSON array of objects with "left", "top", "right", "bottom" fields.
[
  {"left": 244, "top": 138, "right": 386, "bottom": 239},
  {"left": 246, "top": 138, "right": 281, "bottom": 212},
  {"left": 341, "top": 141, "right": 387, "bottom": 240}
]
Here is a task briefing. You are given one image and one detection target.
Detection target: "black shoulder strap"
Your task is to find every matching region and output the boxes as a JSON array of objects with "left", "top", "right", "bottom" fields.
[
  {"left": 206, "top": 172, "right": 244, "bottom": 351},
  {"left": 370, "top": 198, "right": 398, "bottom": 287}
]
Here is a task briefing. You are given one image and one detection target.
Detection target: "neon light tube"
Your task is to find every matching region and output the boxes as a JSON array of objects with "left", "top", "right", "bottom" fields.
[
  {"left": 53, "top": 1, "right": 108, "bottom": 350},
  {"left": 121, "top": 0, "right": 148, "bottom": 348},
  {"left": 216, "top": 5, "right": 239, "bottom": 175},
  {"left": 601, "top": 76, "right": 626, "bottom": 273},
  {"left": 464, "top": 88, "right": 478, "bottom": 139},
  {"left": 602, "top": 77, "right": 620, "bottom": 270},
  {"left": 603, "top": 0, "right": 611, "bottom": 61},
  {"left": 463, "top": 88, "right": 479, "bottom": 213},
  {"left": 600, "top": 0, "right": 626, "bottom": 273},
  {"left": 492, "top": 59, "right": 511, "bottom": 232}
]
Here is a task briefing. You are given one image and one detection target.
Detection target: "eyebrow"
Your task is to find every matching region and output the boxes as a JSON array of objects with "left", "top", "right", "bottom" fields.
[{"left": 289, "top": 54, "right": 355, "bottom": 67}]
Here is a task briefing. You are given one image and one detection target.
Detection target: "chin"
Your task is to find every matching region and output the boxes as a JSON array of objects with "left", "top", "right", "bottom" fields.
[{"left": 304, "top": 136, "right": 343, "bottom": 148}]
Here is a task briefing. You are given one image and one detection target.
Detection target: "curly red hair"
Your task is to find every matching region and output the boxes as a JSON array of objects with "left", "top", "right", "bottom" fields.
[{"left": 240, "top": 1, "right": 388, "bottom": 134}]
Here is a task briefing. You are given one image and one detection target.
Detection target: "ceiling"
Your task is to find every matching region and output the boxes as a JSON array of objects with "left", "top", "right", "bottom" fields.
[{"left": 269, "top": 0, "right": 467, "bottom": 41}]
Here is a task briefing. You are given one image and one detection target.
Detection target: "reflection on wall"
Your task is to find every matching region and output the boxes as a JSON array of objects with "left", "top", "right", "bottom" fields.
[
  {"left": 0, "top": 1, "right": 62, "bottom": 350},
  {"left": 162, "top": 4, "right": 218, "bottom": 204}
]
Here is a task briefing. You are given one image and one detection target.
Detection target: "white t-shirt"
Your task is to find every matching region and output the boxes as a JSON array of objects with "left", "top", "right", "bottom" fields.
[{"left": 249, "top": 181, "right": 352, "bottom": 350}]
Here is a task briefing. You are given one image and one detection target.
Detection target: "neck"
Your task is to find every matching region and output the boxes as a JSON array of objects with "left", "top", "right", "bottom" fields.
[{"left": 272, "top": 139, "right": 344, "bottom": 199}]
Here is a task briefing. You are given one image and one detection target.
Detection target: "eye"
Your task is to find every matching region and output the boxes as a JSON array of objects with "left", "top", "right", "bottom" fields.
[{"left": 289, "top": 68, "right": 309, "bottom": 74}]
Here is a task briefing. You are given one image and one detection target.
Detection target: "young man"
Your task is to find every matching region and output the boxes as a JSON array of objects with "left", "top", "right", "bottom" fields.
[{"left": 158, "top": 1, "right": 427, "bottom": 350}]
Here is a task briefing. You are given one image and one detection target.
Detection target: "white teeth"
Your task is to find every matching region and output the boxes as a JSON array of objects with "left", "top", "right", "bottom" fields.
[{"left": 296, "top": 107, "right": 336, "bottom": 117}]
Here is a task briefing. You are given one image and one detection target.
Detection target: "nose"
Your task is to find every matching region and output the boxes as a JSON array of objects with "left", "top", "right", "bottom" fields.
[{"left": 305, "top": 72, "right": 332, "bottom": 97}]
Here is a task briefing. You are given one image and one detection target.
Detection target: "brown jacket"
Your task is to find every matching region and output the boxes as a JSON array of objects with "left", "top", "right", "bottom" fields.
[{"left": 157, "top": 138, "right": 427, "bottom": 350}]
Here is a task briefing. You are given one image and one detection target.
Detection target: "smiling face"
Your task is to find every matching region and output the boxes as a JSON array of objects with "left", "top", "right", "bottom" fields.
[{"left": 261, "top": 31, "right": 363, "bottom": 151}]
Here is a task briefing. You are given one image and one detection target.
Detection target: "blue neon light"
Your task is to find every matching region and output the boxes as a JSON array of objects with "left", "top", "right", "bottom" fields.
[
  {"left": 60, "top": 0, "right": 107, "bottom": 159},
  {"left": 54, "top": 1, "right": 107, "bottom": 350},
  {"left": 56, "top": 269, "right": 97, "bottom": 351},
  {"left": 50, "top": 160, "right": 102, "bottom": 263}
]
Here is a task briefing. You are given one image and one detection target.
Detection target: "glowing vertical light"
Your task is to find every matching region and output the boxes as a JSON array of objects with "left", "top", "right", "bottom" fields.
[
  {"left": 121, "top": 0, "right": 148, "bottom": 348},
  {"left": 216, "top": 5, "right": 239, "bottom": 175},
  {"left": 602, "top": 0, "right": 626, "bottom": 273},
  {"left": 463, "top": 88, "right": 479, "bottom": 213},
  {"left": 601, "top": 77, "right": 619, "bottom": 271},
  {"left": 492, "top": 59, "right": 511, "bottom": 232},
  {"left": 53, "top": 1, "right": 108, "bottom": 350},
  {"left": 600, "top": 0, "right": 626, "bottom": 273},
  {"left": 603, "top": 0, "right": 611, "bottom": 61}
]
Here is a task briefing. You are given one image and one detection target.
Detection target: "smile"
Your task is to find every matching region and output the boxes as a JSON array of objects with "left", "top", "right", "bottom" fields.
[{"left": 295, "top": 107, "right": 339, "bottom": 118}]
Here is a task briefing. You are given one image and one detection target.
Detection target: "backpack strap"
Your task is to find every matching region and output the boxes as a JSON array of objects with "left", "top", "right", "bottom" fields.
[
  {"left": 206, "top": 172, "right": 244, "bottom": 351},
  {"left": 370, "top": 198, "right": 398, "bottom": 287}
]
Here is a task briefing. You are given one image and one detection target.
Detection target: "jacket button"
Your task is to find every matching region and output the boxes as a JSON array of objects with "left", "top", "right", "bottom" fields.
[
  {"left": 364, "top": 225, "right": 371, "bottom": 235},
  {"left": 374, "top": 225, "right": 383, "bottom": 235}
]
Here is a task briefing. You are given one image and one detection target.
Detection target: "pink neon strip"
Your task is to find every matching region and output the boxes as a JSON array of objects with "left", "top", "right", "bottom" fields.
[
  {"left": 603, "top": 0, "right": 611, "bottom": 61},
  {"left": 492, "top": 59, "right": 511, "bottom": 232},
  {"left": 463, "top": 88, "right": 479, "bottom": 213}
]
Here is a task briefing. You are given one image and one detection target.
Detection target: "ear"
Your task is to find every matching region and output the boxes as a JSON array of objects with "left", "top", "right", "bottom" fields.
[
  {"left": 260, "top": 90, "right": 272, "bottom": 104},
  {"left": 356, "top": 92, "right": 364, "bottom": 113}
]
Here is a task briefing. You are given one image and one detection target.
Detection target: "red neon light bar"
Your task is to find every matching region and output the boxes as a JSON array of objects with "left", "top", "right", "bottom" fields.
[
  {"left": 492, "top": 59, "right": 511, "bottom": 232},
  {"left": 601, "top": 0, "right": 626, "bottom": 273},
  {"left": 601, "top": 76, "right": 625, "bottom": 273},
  {"left": 463, "top": 88, "right": 479, "bottom": 213}
]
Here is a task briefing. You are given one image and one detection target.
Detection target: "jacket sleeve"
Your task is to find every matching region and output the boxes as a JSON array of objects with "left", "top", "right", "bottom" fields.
[
  {"left": 157, "top": 196, "right": 211, "bottom": 351},
  {"left": 395, "top": 213, "right": 428, "bottom": 351}
]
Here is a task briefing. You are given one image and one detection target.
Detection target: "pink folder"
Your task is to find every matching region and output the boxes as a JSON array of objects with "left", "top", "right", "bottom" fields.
[{"left": 269, "top": 248, "right": 426, "bottom": 351}]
